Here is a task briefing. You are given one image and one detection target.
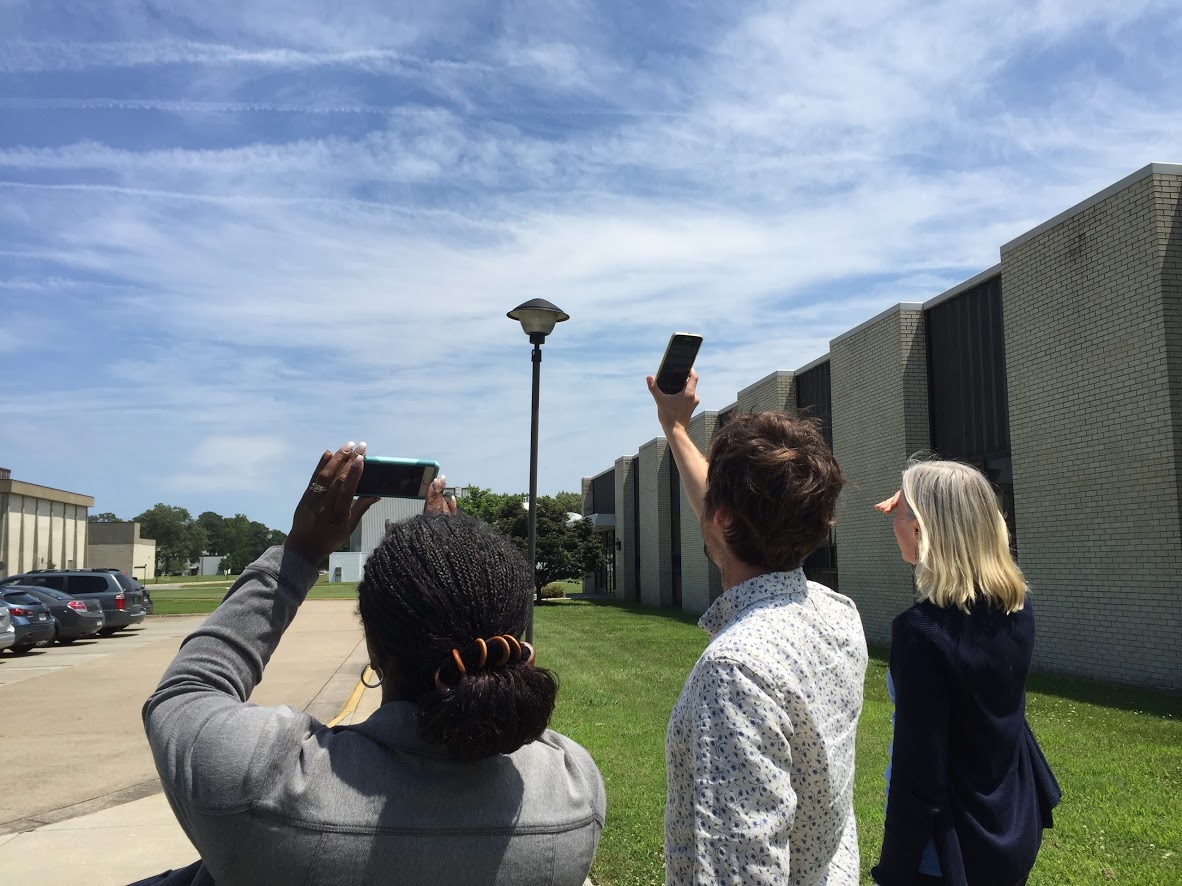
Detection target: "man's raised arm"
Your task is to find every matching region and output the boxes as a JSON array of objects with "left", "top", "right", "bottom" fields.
[{"left": 647, "top": 369, "right": 707, "bottom": 520}]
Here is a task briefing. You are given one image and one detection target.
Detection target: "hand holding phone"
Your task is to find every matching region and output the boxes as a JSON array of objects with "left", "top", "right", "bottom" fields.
[
  {"left": 354, "top": 457, "right": 441, "bottom": 499},
  {"left": 655, "top": 333, "right": 703, "bottom": 394}
]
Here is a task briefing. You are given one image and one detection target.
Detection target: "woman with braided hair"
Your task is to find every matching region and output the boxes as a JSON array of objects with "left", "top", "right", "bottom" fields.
[{"left": 139, "top": 443, "right": 605, "bottom": 886}]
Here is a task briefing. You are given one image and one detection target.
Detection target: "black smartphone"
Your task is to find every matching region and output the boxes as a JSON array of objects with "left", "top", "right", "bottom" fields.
[
  {"left": 354, "top": 457, "right": 440, "bottom": 499},
  {"left": 655, "top": 333, "right": 704, "bottom": 394}
]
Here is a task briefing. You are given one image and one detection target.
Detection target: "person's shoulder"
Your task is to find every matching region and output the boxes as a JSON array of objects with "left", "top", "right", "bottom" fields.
[
  {"left": 891, "top": 601, "right": 946, "bottom": 642},
  {"left": 527, "top": 730, "right": 606, "bottom": 815},
  {"left": 527, "top": 730, "right": 602, "bottom": 779},
  {"left": 806, "top": 581, "right": 865, "bottom": 628},
  {"left": 806, "top": 579, "right": 858, "bottom": 611}
]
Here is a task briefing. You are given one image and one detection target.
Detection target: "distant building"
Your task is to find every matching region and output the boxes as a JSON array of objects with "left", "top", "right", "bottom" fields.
[
  {"left": 87, "top": 521, "right": 158, "bottom": 581},
  {"left": 198, "top": 555, "right": 224, "bottom": 576},
  {"left": 349, "top": 498, "right": 426, "bottom": 560},
  {"left": 328, "top": 551, "right": 367, "bottom": 583},
  {"left": 0, "top": 467, "right": 93, "bottom": 578}
]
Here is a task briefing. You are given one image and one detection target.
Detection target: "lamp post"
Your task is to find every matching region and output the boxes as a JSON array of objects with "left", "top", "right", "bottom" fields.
[{"left": 507, "top": 298, "right": 569, "bottom": 643}]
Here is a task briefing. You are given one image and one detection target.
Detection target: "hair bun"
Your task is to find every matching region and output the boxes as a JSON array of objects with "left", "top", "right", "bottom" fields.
[{"left": 418, "top": 665, "right": 558, "bottom": 761}]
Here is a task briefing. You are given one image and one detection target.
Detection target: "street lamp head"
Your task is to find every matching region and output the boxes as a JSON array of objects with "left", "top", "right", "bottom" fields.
[{"left": 507, "top": 298, "right": 569, "bottom": 344}]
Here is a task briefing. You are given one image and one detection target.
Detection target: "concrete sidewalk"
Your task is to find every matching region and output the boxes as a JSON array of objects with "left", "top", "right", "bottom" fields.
[
  {"left": 0, "top": 673, "right": 377, "bottom": 886},
  {"left": 0, "top": 599, "right": 370, "bottom": 884}
]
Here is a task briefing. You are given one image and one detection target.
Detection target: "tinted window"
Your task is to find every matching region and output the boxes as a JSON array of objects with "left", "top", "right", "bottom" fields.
[
  {"left": 3, "top": 592, "right": 41, "bottom": 605},
  {"left": 25, "top": 575, "right": 69, "bottom": 591},
  {"left": 113, "top": 574, "right": 137, "bottom": 592},
  {"left": 68, "top": 575, "right": 113, "bottom": 594},
  {"left": 21, "top": 587, "right": 71, "bottom": 602}
]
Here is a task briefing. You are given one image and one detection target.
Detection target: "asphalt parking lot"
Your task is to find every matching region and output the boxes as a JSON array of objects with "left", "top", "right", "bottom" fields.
[
  {"left": 0, "top": 602, "right": 369, "bottom": 838},
  {"left": 0, "top": 618, "right": 202, "bottom": 688}
]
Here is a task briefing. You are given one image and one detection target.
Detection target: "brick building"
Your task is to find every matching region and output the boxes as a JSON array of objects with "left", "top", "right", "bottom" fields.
[
  {"left": 582, "top": 162, "right": 1182, "bottom": 692},
  {"left": 86, "top": 521, "right": 158, "bottom": 581}
]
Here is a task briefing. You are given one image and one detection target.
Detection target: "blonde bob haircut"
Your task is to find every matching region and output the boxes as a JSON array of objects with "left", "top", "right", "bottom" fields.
[{"left": 901, "top": 460, "right": 1026, "bottom": 613}]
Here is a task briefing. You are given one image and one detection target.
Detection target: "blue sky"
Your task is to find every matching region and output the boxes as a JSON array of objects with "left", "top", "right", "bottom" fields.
[{"left": 2, "top": 0, "right": 1181, "bottom": 532}]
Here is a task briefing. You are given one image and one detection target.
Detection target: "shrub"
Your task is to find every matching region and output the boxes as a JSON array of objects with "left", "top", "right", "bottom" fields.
[{"left": 540, "top": 583, "right": 567, "bottom": 600}]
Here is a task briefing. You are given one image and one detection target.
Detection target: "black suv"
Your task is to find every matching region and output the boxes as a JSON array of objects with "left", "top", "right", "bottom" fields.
[{"left": 0, "top": 569, "right": 147, "bottom": 634}]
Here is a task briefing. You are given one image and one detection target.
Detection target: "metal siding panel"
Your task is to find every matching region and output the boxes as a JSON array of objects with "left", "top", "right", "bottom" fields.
[
  {"left": 592, "top": 471, "right": 615, "bottom": 514},
  {"left": 795, "top": 360, "right": 834, "bottom": 450},
  {"left": 926, "top": 274, "right": 1010, "bottom": 463}
]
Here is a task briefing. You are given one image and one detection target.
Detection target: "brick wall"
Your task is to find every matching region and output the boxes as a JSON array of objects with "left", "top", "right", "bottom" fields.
[
  {"left": 1001, "top": 172, "right": 1182, "bottom": 690},
  {"left": 735, "top": 370, "right": 796, "bottom": 414},
  {"left": 831, "top": 305, "right": 930, "bottom": 645},
  {"left": 680, "top": 411, "right": 719, "bottom": 614},
  {"left": 638, "top": 437, "right": 673, "bottom": 607},
  {"left": 1161, "top": 176, "right": 1182, "bottom": 567},
  {"left": 614, "top": 455, "right": 639, "bottom": 601}
]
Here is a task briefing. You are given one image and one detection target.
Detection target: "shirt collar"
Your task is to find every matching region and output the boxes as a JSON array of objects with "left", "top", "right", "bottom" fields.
[
  {"left": 699, "top": 569, "right": 809, "bottom": 638},
  {"left": 345, "top": 700, "right": 450, "bottom": 757}
]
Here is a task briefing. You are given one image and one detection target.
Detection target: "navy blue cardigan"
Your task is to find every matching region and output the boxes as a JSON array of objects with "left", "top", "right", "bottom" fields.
[{"left": 871, "top": 597, "right": 1060, "bottom": 886}]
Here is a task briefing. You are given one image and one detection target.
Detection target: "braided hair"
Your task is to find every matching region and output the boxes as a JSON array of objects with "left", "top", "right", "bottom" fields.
[{"left": 357, "top": 512, "right": 557, "bottom": 761}]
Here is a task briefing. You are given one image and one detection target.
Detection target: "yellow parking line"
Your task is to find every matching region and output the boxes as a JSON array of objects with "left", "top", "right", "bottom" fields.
[{"left": 326, "top": 668, "right": 371, "bottom": 727}]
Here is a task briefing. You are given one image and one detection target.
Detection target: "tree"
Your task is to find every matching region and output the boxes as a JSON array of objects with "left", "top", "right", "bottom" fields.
[
  {"left": 215, "top": 514, "right": 287, "bottom": 573},
  {"left": 456, "top": 487, "right": 526, "bottom": 525},
  {"left": 551, "top": 491, "right": 584, "bottom": 516},
  {"left": 489, "top": 495, "right": 607, "bottom": 599},
  {"left": 197, "top": 511, "right": 226, "bottom": 556},
  {"left": 88, "top": 512, "right": 120, "bottom": 523},
  {"left": 134, "top": 504, "right": 207, "bottom": 574}
]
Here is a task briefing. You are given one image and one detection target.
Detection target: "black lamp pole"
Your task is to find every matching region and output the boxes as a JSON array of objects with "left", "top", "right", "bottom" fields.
[
  {"left": 507, "top": 298, "right": 569, "bottom": 643},
  {"left": 527, "top": 336, "right": 543, "bottom": 632}
]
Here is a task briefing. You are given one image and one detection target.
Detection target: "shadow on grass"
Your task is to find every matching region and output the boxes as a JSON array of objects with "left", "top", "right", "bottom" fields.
[
  {"left": 1024, "top": 670, "right": 1181, "bottom": 719},
  {"left": 570, "top": 599, "right": 1182, "bottom": 719},
  {"left": 564, "top": 595, "right": 707, "bottom": 628}
]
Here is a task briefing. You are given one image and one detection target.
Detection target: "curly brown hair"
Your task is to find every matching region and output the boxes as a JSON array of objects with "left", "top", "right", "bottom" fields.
[{"left": 704, "top": 412, "right": 843, "bottom": 571}]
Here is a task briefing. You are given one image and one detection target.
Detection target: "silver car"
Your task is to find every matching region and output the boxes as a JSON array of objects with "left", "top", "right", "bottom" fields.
[{"left": 0, "top": 605, "right": 15, "bottom": 651}]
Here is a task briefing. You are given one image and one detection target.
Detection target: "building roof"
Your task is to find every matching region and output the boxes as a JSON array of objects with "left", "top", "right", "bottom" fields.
[{"left": 0, "top": 478, "right": 94, "bottom": 508}]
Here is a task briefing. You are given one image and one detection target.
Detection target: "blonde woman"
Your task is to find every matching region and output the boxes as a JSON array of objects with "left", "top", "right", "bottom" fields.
[{"left": 871, "top": 461, "right": 1059, "bottom": 886}]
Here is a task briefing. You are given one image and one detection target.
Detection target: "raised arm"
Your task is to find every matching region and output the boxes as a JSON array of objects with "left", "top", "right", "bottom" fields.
[
  {"left": 648, "top": 369, "right": 708, "bottom": 520},
  {"left": 143, "top": 443, "right": 378, "bottom": 811}
]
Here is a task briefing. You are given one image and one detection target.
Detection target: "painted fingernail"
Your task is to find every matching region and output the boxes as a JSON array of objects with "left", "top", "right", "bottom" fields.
[
  {"left": 357, "top": 441, "right": 367, "bottom": 454},
  {"left": 345, "top": 441, "right": 355, "bottom": 451}
]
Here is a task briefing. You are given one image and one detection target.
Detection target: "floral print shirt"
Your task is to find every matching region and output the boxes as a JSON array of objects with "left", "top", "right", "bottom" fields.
[{"left": 664, "top": 570, "right": 867, "bottom": 885}]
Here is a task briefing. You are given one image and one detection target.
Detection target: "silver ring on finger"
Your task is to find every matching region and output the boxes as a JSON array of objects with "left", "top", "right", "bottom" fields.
[{"left": 309, "top": 482, "right": 329, "bottom": 494}]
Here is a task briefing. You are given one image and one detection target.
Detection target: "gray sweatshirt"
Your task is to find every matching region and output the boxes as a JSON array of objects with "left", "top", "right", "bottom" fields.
[{"left": 143, "top": 546, "right": 605, "bottom": 886}]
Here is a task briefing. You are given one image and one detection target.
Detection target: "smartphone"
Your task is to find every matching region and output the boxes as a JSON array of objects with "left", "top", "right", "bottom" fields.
[
  {"left": 655, "top": 333, "right": 704, "bottom": 394},
  {"left": 354, "top": 457, "right": 440, "bottom": 499}
]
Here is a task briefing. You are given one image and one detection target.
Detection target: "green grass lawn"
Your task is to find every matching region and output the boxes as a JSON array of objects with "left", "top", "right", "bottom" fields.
[
  {"left": 151, "top": 578, "right": 586, "bottom": 616},
  {"left": 150, "top": 580, "right": 359, "bottom": 614},
  {"left": 534, "top": 600, "right": 1182, "bottom": 886},
  {"left": 150, "top": 572, "right": 246, "bottom": 584}
]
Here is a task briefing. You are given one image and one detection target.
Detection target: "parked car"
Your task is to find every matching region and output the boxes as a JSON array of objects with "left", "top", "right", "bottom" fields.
[
  {"left": 1, "top": 590, "right": 57, "bottom": 652},
  {"left": 92, "top": 568, "right": 155, "bottom": 615},
  {"left": 0, "top": 569, "right": 146, "bottom": 634},
  {"left": 8, "top": 585, "right": 105, "bottom": 643},
  {"left": 0, "top": 605, "right": 15, "bottom": 652}
]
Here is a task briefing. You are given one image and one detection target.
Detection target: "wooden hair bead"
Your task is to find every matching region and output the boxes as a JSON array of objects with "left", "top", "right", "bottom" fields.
[
  {"left": 503, "top": 634, "right": 522, "bottom": 662},
  {"left": 487, "top": 635, "right": 511, "bottom": 667}
]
